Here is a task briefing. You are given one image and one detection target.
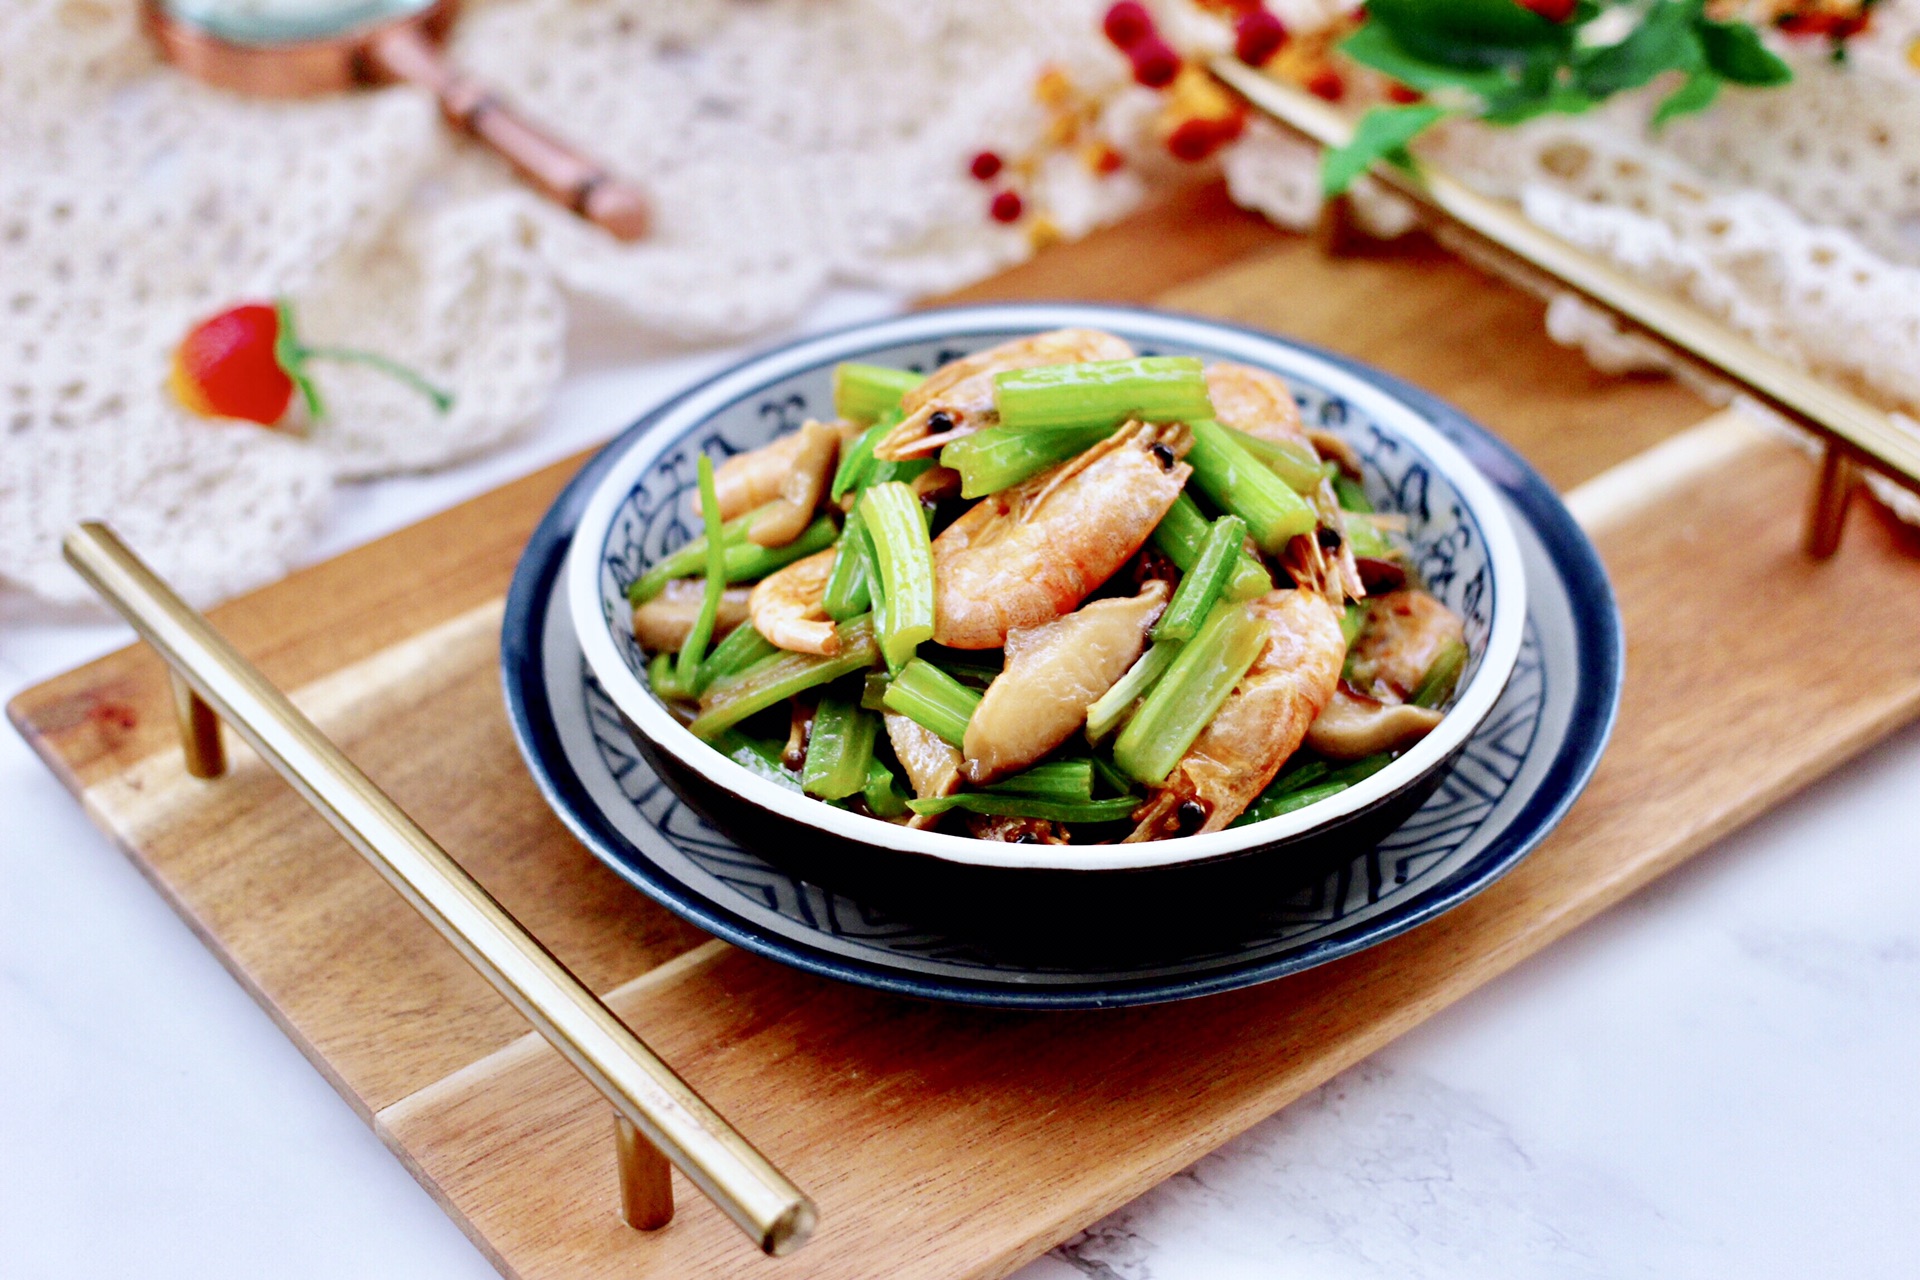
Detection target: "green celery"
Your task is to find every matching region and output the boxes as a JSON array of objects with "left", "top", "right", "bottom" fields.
[
  {"left": 717, "top": 515, "right": 838, "bottom": 583},
  {"left": 1185, "top": 418, "right": 1317, "bottom": 554},
  {"left": 1084, "top": 637, "right": 1182, "bottom": 744},
  {"left": 858, "top": 482, "right": 935, "bottom": 670},
  {"left": 1223, "top": 424, "right": 1326, "bottom": 493},
  {"left": 1332, "top": 472, "right": 1373, "bottom": 513},
  {"left": 1343, "top": 511, "right": 1396, "bottom": 561},
  {"left": 880, "top": 658, "right": 981, "bottom": 747},
  {"left": 1232, "top": 752, "right": 1395, "bottom": 827},
  {"left": 834, "top": 363, "right": 922, "bottom": 424},
  {"left": 627, "top": 505, "right": 763, "bottom": 603},
  {"left": 675, "top": 453, "right": 728, "bottom": 689},
  {"left": 689, "top": 616, "right": 880, "bottom": 740},
  {"left": 1090, "top": 755, "right": 1136, "bottom": 799},
  {"left": 1340, "top": 601, "right": 1370, "bottom": 649},
  {"left": 993, "top": 357, "right": 1212, "bottom": 433},
  {"left": 861, "top": 757, "right": 911, "bottom": 818},
  {"left": 1412, "top": 639, "right": 1468, "bottom": 709},
  {"left": 712, "top": 729, "right": 801, "bottom": 793},
  {"left": 940, "top": 422, "right": 1110, "bottom": 498},
  {"left": 801, "top": 696, "right": 879, "bottom": 801},
  {"left": 905, "top": 794, "right": 1140, "bottom": 823},
  {"left": 1154, "top": 514, "right": 1246, "bottom": 643},
  {"left": 821, "top": 509, "right": 874, "bottom": 621},
  {"left": 1149, "top": 493, "right": 1270, "bottom": 601},
  {"left": 1113, "top": 600, "right": 1268, "bottom": 785},
  {"left": 830, "top": 415, "right": 890, "bottom": 501},
  {"left": 859, "top": 670, "right": 891, "bottom": 711},
  {"left": 983, "top": 759, "right": 1095, "bottom": 802},
  {"left": 647, "top": 650, "right": 694, "bottom": 701},
  {"left": 693, "top": 623, "right": 778, "bottom": 697}
]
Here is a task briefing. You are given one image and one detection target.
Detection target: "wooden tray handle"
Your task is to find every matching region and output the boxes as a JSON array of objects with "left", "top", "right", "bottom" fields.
[{"left": 62, "top": 521, "right": 813, "bottom": 1257}]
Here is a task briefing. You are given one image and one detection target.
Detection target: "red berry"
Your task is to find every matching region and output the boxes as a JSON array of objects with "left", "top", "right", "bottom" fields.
[
  {"left": 970, "top": 150, "right": 1003, "bottom": 181},
  {"left": 1102, "top": 2, "right": 1155, "bottom": 49},
  {"left": 1306, "top": 67, "right": 1345, "bottom": 101},
  {"left": 989, "top": 190, "right": 1024, "bottom": 223},
  {"left": 1234, "top": 9, "right": 1287, "bottom": 66},
  {"left": 1166, "top": 118, "right": 1222, "bottom": 162},
  {"left": 1386, "top": 80, "right": 1423, "bottom": 104},
  {"left": 1129, "top": 36, "right": 1181, "bottom": 88},
  {"left": 1516, "top": 0, "right": 1577, "bottom": 21},
  {"left": 168, "top": 303, "right": 294, "bottom": 426}
]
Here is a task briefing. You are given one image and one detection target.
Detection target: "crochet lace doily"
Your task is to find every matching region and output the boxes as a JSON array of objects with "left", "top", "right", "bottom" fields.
[{"left": 6, "top": 0, "right": 1919, "bottom": 610}]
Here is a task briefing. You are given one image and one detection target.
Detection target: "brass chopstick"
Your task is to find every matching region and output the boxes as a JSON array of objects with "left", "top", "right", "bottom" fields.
[
  {"left": 1211, "top": 57, "right": 1920, "bottom": 548},
  {"left": 63, "top": 521, "right": 816, "bottom": 1256}
]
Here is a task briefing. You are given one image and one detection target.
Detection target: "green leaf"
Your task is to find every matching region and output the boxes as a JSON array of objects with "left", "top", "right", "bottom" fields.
[
  {"left": 1651, "top": 67, "right": 1720, "bottom": 126},
  {"left": 1321, "top": 103, "right": 1449, "bottom": 196},
  {"left": 1573, "top": 0, "right": 1701, "bottom": 97},
  {"left": 1695, "top": 19, "right": 1791, "bottom": 85},
  {"left": 1338, "top": 20, "right": 1512, "bottom": 98},
  {"left": 1365, "top": 0, "right": 1571, "bottom": 69}
]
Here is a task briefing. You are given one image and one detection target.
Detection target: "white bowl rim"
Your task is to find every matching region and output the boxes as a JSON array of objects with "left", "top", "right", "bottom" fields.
[{"left": 567, "top": 304, "right": 1529, "bottom": 873}]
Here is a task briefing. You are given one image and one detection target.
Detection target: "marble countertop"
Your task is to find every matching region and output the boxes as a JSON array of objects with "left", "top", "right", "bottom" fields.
[{"left": 5, "top": 296, "right": 1918, "bottom": 1279}]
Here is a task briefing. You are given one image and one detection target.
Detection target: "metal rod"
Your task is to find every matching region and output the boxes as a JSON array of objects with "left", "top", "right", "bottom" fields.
[
  {"left": 169, "top": 670, "right": 226, "bottom": 779},
  {"left": 62, "top": 521, "right": 816, "bottom": 1257},
  {"left": 1211, "top": 58, "right": 1920, "bottom": 516},
  {"left": 616, "top": 1113, "right": 676, "bottom": 1230},
  {"left": 1806, "top": 444, "right": 1859, "bottom": 559}
]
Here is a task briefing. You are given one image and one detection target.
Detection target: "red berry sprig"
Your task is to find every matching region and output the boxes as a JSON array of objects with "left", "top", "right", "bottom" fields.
[
  {"left": 169, "top": 300, "right": 452, "bottom": 429},
  {"left": 1101, "top": 3, "right": 1183, "bottom": 87},
  {"left": 1234, "top": 8, "right": 1289, "bottom": 66}
]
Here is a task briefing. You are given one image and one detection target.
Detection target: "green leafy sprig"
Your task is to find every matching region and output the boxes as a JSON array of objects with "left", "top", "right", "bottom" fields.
[{"left": 1322, "top": 0, "right": 1792, "bottom": 195}]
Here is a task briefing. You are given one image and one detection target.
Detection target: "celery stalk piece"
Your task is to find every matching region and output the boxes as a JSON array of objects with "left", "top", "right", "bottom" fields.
[
  {"left": 1149, "top": 493, "right": 1270, "bottom": 601},
  {"left": 1090, "top": 754, "right": 1136, "bottom": 799},
  {"left": 1411, "top": 638, "right": 1468, "bottom": 709},
  {"left": 859, "top": 671, "right": 891, "bottom": 711},
  {"left": 821, "top": 509, "right": 874, "bottom": 621},
  {"left": 717, "top": 514, "right": 839, "bottom": 582},
  {"left": 1339, "top": 601, "right": 1370, "bottom": 650},
  {"left": 1084, "top": 636, "right": 1183, "bottom": 744},
  {"left": 712, "top": 729, "right": 802, "bottom": 793},
  {"left": 647, "top": 650, "right": 693, "bottom": 701},
  {"left": 1223, "top": 424, "right": 1327, "bottom": 493},
  {"left": 940, "top": 422, "right": 1111, "bottom": 498},
  {"left": 861, "top": 757, "right": 911, "bottom": 818},
  {"left": 1232, "top": 751, "right": 1395, "bottom": 827},
  {"left": 865, "top": 455, "right": 935, "bottom": 490},
  {"left": 689, "top": 616, "right": 879, "bottom": 740},
  {"left": 1112, "top": 600, "right": 1268, "bottom": 785},
  {"left": 905, "top": 793, "right": 1140, "bottom": 823},
  {"left": 833, "top": 363, "right": 923, "bottom": 424},
  {"left": 829, "top": 416, "right": 889, "bottom": 501},
  {"left": 627, "top": 504, "right": 763, "bottom": 603},
  {"left": 693, "top": 622, "right": 778, "bottom": 697},
  {"left": 858, "top": 482, "right": 936, "bottom": 670},
  {"left": 801, "top": 696, "right": 879, "bottom": 801},
  {"left": 1332, "top": 473, "right": 1373, "bottom": 513},
  {"left": 992, "top": 357, "right": 1212, "bottom": 433},
  {"left": 1154, "top": 514, "right": 1246, "bottom": 643},
  {"left": 880, "top": 658, "right": 981, "bottom": 747},
  {"left": 983, "top": 758, "right": 1095, "bottom": 802},
  {"left": 1342, "top": 510, "right": 1397, "bottom": 561},
  {"left": 1184, "top": 418, "right": 1317, "bottom": 554},
  {"left": 676, "top": 453, "right": 729, "bottom": 689}
]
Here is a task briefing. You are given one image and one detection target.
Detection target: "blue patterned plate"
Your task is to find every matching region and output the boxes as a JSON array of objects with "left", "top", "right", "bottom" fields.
[{"left": 502, "top": 309, "right": 1620, "bottom": 1008}]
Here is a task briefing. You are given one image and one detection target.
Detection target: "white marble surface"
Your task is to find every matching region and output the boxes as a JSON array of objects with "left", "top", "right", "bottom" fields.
[{"left": 5, "top": 294, "right": 1919, "bottom": 1279}]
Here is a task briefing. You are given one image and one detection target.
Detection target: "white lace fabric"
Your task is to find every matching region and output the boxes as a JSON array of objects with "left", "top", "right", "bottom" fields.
[{"left": 5, "top": 0, "right": 1919, "bottom": 611}]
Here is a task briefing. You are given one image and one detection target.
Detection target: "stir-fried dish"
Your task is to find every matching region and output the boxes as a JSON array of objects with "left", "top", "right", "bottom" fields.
[{"left": 630, "top": 330, "right": 1470, "bottom": 844}]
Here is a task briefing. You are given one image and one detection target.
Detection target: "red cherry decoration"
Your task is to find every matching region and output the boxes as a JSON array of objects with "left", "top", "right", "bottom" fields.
[
  {"left": 1306, "top": 67, "right": 1346, "bottom": 101},
  {"left": 1102, "top": 2, "right": 1155, "bottom": 49},
  {"left": 989, "top": 190, "right": 1024, "bottom": 223},
  {"left": 970, "top": 151, "right": 1004, "bottom": 181},
  {"left": 1234, "top": 9, "right": 1288, "bottom": 66},
  {"left": 1129, "top": 36, "right": 1181, "bottom": 88}
]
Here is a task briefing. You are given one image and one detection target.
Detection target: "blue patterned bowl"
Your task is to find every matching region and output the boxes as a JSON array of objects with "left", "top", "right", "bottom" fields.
[{"left": 564, "top": 306, "right": 1527, "bottom": 899}]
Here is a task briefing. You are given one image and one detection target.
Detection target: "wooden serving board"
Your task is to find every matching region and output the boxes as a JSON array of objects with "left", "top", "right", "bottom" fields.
[{"left": 14, "top": 182, "right": 1920, "bottom": 1280}]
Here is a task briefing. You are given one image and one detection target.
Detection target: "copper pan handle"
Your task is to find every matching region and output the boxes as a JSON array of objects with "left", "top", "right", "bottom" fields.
[{"left": 365, "top": 25, "right": 649, "bottom": 241}]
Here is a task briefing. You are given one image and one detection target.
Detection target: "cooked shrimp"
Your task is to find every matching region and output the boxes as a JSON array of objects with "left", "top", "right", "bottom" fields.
[
  {"left": 1127, "top": 590, "right": 1345, "bottom": 839},
  {"left": 631, "top": 579, "right": 750, "bottom": 652},
  {"left": 962, "top": 581, "right": 1167, "bottom": 783},
  {"left": 1344, "top": 589, "right": 1464, "bottom": 703},
  {"left": 931, "top": 421, "right": 1191, "bottom": 649},
  {"left": 1305, "top": 688, "right": 1443, "bottom": 760},
  {"left": 883, "top": 711, "right": 961, "bottom": 830},
  {"left": 1283, "top": 480, "right": 1365, "bottom": 605},
  {"left": 872, "top": 328, "right": 1134, "bottom": 461},
  {"left": 697, "top": 420, "right": 841, "bottom": 539},
  {"left": 748, "top": 547, "right": 840, "bottom": 655},
  {"left": 1204, "top": 362, "right": 1308, "bottom": 446}
]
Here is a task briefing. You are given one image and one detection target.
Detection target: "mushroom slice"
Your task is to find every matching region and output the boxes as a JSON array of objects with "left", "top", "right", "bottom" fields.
[
  {"left": 1345, "top": 588, "right": 1465, "bottom": 702},
  {"left": 631, "top": 579, "right": 750, "bottom": 652},
  {"left": 1305, "top": 687, "right": 1444, "bottom": 760},
  {"left": 961, "top": 580, "right": 1167, "bottom": 784},
  {"left": 746, "top": 419, "right": 840, "bottom": 548},
  {"left": 883, "top": 711, "right": 962, "bottom": 831}
]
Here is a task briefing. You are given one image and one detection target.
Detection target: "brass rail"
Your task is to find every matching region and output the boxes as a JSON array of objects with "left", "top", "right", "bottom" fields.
[
  {"left": 1212, "top": 57, "right": 1920, "bottom": 556},
  {"left": 63, "top": 521, "right": 815, "bottom": 1257}
]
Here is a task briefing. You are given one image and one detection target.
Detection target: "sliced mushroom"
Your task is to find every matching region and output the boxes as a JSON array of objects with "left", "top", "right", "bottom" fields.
[
  {"left": 1305, "top": 687, "right": 1443, "bottom": 760},
  {"left": 883, "top": 711, "right": 962, "bottom": 830},
  {"left": 961, "top": 580, "right": 1167, "bottom": 784},
  {"left": 1344, "top": 588, "right": 1465, "bottom": 702},
  {"left": 630, "top": 579, "right": 750, "bottom": 652},
  {"left": 748, "top": 420, "right": 840, "bottom": 548}
]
